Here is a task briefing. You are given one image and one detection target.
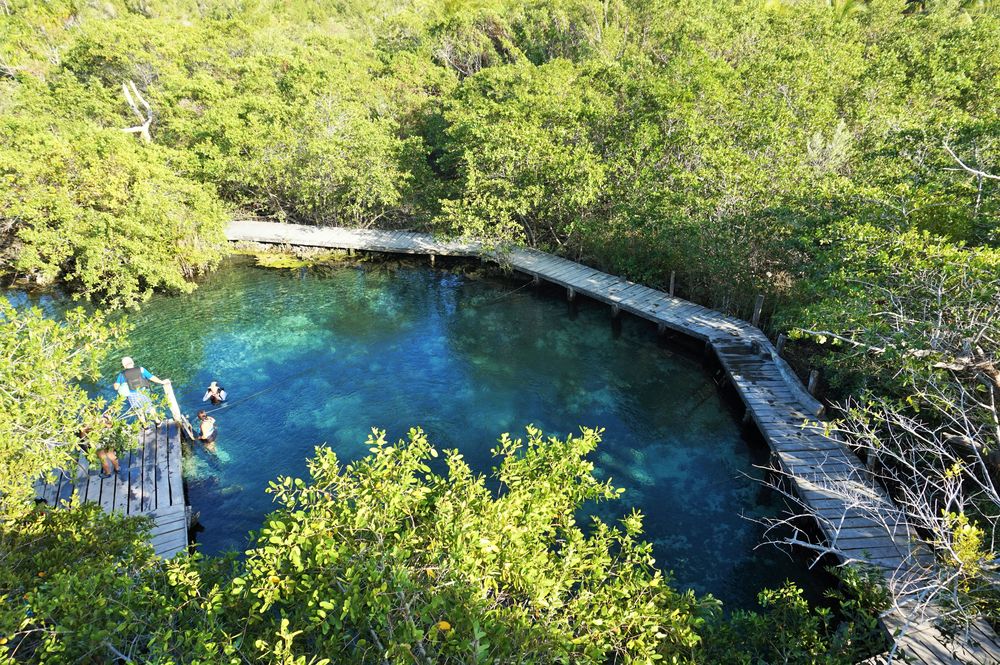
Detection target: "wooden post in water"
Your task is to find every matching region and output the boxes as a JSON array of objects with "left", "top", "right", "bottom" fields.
[
  {"left": 669, "top": 271, "right": 676, "bottom": 297},
  {"left": 807, "top": 370, "right": 820, "bottom": 396},
  {"left": 657, "top": 322, "right": 667, "bottom": 335},
  {"left": 430, "top": 254, "right": 436, "bottom": 267},
  {"left": 162, "top": 380, "right": 195, "bottom": 440},
  {"left": 611, "top": 303, "right": 621, "bottom": 319},
  {"left": 751, "top": 294, "right": 765, "bottom": 327},
  {"left": 776, "top": 333, "right": 787, "bottom": 356},
  {"left": 532, "top": 273, "right": 540, "bottom": 286},
  {"left": 567, "top": 286, "right": 576, "bottom": 302}
]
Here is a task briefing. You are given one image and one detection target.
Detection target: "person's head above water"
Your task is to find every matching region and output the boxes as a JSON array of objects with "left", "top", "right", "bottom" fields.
[
  {"left": 208, "top": 381, "right": 218, "bottom": 389},
  {"left": 197, "top": 410, "right": 208, "bottom": 420},
  {"left": 121, "top": 356, "right": 135, "bottom": 369}
]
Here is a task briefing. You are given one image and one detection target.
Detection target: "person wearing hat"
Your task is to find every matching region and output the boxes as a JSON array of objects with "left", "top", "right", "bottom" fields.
[
  {"left": 202, "top": 381, "right": 228, "bottom": 405},
  {"left": 112, "top": 356, "right": 167, "bottom": 426}
]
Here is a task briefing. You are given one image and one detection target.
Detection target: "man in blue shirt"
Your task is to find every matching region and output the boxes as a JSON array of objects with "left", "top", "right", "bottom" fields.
[{"left": 113, "top": 356, "right": 167, "bottom": 426}]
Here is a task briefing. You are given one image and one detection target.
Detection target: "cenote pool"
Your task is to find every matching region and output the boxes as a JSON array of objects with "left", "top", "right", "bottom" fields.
[{"left": 15, "top": 257, "right": 827, "bottom": 609}]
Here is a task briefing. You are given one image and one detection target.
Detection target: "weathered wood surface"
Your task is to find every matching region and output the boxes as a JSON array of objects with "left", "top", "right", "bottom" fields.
[
  {"left": 229, "top": 219, "right": 1000, "bottom": 663},
  {"left": 34, "top": 421, "right": 189, "bottom": 559}
]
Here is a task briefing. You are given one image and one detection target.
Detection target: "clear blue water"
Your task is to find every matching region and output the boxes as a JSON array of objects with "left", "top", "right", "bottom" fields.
[{"left": 10, "top": 257, "right": 826, "bottom": 609}]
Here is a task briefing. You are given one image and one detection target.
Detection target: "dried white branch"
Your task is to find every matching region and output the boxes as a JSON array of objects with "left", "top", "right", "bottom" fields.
[
  {"left": 120, "top": 80, "right": 152, "bottom": 143},
  {"left": 944, "top": 143, "right": 1000, "bottom": 181}
]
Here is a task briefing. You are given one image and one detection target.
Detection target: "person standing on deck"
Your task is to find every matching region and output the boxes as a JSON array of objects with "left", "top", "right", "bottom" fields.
[
  {"left": 113, "top": 357, "right": 167, "bottom": 426},
  {"left": 77, "top": 414, "right": 123, "bottom": 479}
]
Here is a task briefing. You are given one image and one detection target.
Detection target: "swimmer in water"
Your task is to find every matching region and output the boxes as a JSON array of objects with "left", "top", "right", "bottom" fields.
[{"left": 202, "top": 381, "right": 227, "bottom": 405}]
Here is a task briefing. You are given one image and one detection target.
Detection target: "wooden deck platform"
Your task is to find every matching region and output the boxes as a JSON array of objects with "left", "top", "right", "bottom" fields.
[
  {"left": 228, "top": 219, "right": 1000, "bottom": 663},
  {"left": 34, "top": 421, "right": 189, "bottom": 559}
]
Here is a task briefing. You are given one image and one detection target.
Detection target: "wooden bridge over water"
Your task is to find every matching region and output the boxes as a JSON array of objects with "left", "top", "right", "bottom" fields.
[
  {"left": 228, "top": 219, "right": 1000, "bottom": 664},
  {"left": 34, "top": 421, "right": 190, "bottom": 559}
]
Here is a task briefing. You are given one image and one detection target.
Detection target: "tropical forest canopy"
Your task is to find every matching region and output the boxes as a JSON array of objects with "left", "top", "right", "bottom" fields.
[
  {"left": 1, "top": 0, "right": 999, "bottom": 661},
  {"left": 2, "top": 1, "right": 997, "bottom": 344}
]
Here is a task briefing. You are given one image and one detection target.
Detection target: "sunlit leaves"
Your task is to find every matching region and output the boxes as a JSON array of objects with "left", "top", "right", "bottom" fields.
[
  {"left": 239, "top": 426, "right": 705, "bottom": 663},
  {"left": 0, "top": 302, "right": 126, "bottom": 519}
]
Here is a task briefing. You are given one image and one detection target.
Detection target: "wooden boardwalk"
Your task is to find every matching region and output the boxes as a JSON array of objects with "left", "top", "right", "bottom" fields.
[
  {"left": 229, "top": 219, "right": 1000, "bottom": 663},
  {"left": 34, "top": 421, "right": 189, "bottom": 559}
]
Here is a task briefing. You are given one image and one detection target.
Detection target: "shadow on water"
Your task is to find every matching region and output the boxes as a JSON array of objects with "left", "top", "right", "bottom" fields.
[{"left": 7, "top": 256, "right": 833, "bottom": 610}]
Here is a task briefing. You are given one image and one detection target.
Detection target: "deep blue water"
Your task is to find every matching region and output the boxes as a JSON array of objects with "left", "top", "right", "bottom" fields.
[{"left": 10, "top": 257, "right": 826, "bottom": 609}]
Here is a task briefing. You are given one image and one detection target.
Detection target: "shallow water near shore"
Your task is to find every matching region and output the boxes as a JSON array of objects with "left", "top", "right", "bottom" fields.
[{"left": 10, "top": 257, "right": 828, "bottom": 609}]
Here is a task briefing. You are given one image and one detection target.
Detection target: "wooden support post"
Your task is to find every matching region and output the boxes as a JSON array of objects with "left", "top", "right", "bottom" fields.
[
  {"left": 776, "top": 333, "right": 787, "bottom": 356},
  {"left": 669, "top": 271, "right": 676, "bottom": 297},
  {"left": 751, "top": 294, "right": 765, "bottom": 327},
  {"left": 807, "top": 370, "right": 820, "bottom": 396},
  {"left": 532, "top": 273, "right": 540, "bottom": 286},
  {"left": 430, "top": 254, "right": 436, "bottom": 267},
  {"left": 162, "top": 381, "right": 195, "bottom": 440},
  {"left": 657, "top": 322, "right": 667, "bottom": 335},
  {"left": 742, "top": 408, "right": 752, "bottom": 425},
  {"left": 162, "top": 380, "right": 182, "bottom": 423},
  {"left": 611, "top": 304, "right": 620, "bottom": 318},
  {"left": 567, "top": 286, "right": 576, "bottom": 302},
  {"left": 348, "top": 248, "right": 355, "bottom": 257}
]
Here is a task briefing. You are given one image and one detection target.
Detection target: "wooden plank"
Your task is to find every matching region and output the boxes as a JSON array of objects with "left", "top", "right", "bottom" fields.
[
  {"left": 50, "top": 471, "right": 66, "bottom": 507},
  {"left": 73, "top": 454, "right": 90, "bottom": 504},
  {"left": 155, "top": 423, "right": 170, "bottom": 510},
  {"left": 541, "top": 262, "right": 596, "bottom": 284},
  {"left": 150, "top": 522, "right": 186, "bottom": 545},
  {"left": 148, "top": 503, "right": 187, "bottom": 519},
  {"left": 112, "top": 444, "right": 130, "bottom": 513},
  {"left": 577, "top": 272, "right": 622, "bottom": 290},
  {"left": 605, "top": 282, "right": 645, "bottom": 301},
  {"left": 516, "top": 252, "right": 563, "bottom": 271},
  {"left": 776, "top": 449, "right": 860, "bottom": 464},
  {"left": 56, "top": 466, "right": 76, "bottom": 505},
  {"left": 550, "top": 263, "right": 606, "bottom": 284},
  {"left": 98, "top": 464, "right": 115, "bottom": 513},
  {"left": 40, "top": 473, "right": 59, "bottom": 507},
  {"left": 150, "top": 515, "right": 188, "bottom": 538},
  {"left": 619, "top": 289, "right": 664, "bottom": 311},
  {"left": 85, "top": 458, "right": 103, "bottom": 509},
  {"left": 151, "top": 530, "right": 188, "bottom": 558},
  {"left": 118, "top": 444, "right": 142, "bottom": 515},
  {"left": 167, "top": 421, "right": 184, "bottom": 507},
  {"left": 127, "top": 432, "right": 145, "bottom": 514},
  {"left": 140, "top": 425, "right": 156, "bottom": 512},
  {"left": 32, "top": 475, "right": 47, "bottom": 503}
]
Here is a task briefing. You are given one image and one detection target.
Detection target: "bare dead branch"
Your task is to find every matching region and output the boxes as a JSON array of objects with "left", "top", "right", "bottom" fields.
[
  {"left": 120, "top": 80, "right": 153, "bottom": 143},
  {"left": 944, "top": 143, "right": 1000, "bottom": 182}
]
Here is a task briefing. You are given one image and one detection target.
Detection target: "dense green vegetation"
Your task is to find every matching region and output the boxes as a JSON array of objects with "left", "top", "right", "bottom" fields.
[
  {"left": 1, "top": 0, "right": 997, "bottom": 385},
  {"left": 2, "top": 0, "right": 998, "bottom": 660}
]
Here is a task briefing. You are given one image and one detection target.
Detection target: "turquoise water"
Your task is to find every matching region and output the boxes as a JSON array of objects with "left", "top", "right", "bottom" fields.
[{"left": 12, "top": 258, "right": 825, "bottom": 608}]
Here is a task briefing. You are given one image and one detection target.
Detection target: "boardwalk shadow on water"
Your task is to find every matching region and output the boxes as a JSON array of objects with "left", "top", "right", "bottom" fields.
[{"left": 16, "top": 257, "right": 829, "bottom": 609}]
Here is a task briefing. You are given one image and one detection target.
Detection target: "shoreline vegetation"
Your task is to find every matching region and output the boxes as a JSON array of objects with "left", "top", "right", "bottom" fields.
[{"left": 2, "top": 0, "right": 998, "bottom": 661}]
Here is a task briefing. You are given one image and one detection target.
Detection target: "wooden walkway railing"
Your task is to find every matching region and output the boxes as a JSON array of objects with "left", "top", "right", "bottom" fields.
[
  {"left": 35, "top": 421, "right": 190, "bottom": 559},
  {"left": 228, "top": 219, "right": 1000, "bottom": 664}
]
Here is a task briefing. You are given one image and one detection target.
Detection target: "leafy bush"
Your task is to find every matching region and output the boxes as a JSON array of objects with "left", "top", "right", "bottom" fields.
[
  {"left": 0, "top": 301, "right": 127, "bottom": 519},
  {"left": 237, "top": 426, "right": 708, "bottom": 663}
]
